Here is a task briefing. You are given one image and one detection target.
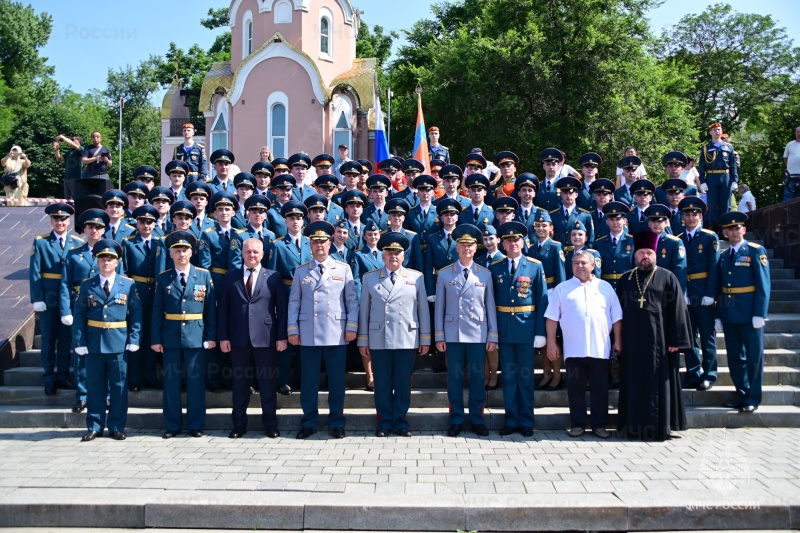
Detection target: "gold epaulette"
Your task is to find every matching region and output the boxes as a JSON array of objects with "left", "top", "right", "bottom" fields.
[
  {"left": 675, "top": 232, "right": 684, "bottom": 238},
  {"left": 333, "top": 259, "right": 349, "bottom": 267},
  {"left": 491, "top": 258, "right": 506, "bottom": 265},
  {"left": 72, "top": 235, "right": 85, "bottom": 242},
  {"left": 665, "top": 234, "right": 681, "bottom": 242},
  {"left": 123, "top": 235, "right": 135, "bottom": 241},
  {"left": 120, "top": 275, "right": 133, "bottom": 281},
  {"left": 747, "top": 242, "right": 762, "bottom": 249},
  {"left": 36, "top": 233, "right": 49, "bottom": 240},
  {"left": 124, "top": 224, "right": 135, "bottom": 229},
  {"left": 578, "top": 208, "right": 592, "bottom": 214},
  {"left": 159, "top": 269, "right": 172, "bottom": 275},
  {"left": 549, "top": 208, "right": 560, "bottom": 214},
  {"left": 204, "top": 227, "right": 215, "bottom": 233},
  {"left": 701, "top": 228, "right": 717, "bottom": 235},
  {"left": 440, "top": 262, "right": 455, "bottom": 272},
  {"left": 298, "top": 260, "right": 312, "bottom": 269},
  {"left": 596, "top": 235, "right": 609, "bottom": 241},
  {"left": 475, "top": 264, "right": 490, "bottom": 272},
  {"left": 235, "top": 228, "right": 247, "bottom": 234},
  {"left": 195, "top": 267, "right": 209, "bottom": 272},
  {"left": 525, "top": 256, "right": 541, "bottom": 264},
  {"left": 405, "top": 229, "right": 417, "bottom": 235}
]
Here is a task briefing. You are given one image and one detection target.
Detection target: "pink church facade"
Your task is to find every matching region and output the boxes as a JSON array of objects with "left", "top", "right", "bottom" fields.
[{"left": 161, "top": 0, "right": 378, "bottom": 176}]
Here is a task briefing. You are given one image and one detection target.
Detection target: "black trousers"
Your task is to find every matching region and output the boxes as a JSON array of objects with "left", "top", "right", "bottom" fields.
[
  {"left": 566, "top": 357, "right": 609, "bottom": 430},
  {"left": 231, "top": 345, "right": 277, "bottom": 431}
]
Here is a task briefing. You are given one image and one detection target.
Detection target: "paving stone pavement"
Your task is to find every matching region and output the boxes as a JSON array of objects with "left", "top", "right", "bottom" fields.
[{"left": 0, "top": 427, "right": 798, "bottom": 496}]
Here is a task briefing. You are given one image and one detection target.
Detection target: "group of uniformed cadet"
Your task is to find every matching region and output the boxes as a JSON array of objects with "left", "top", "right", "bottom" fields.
[{"left": 29, "top": 120, "right": 770, "bottom": 440}]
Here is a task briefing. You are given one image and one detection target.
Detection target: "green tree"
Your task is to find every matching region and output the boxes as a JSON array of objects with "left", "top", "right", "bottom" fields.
[
  {"left": 200, "top": 7, "right": 232, "bottom": 61},
  {"left": 0, "top": 66, "right": 15, "bottom": 142},
  {"left": 356, "top": 21, "right": 397, "bottom": 88}
]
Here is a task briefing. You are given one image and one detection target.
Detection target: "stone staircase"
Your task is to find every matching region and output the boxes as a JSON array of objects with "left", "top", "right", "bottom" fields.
[{"left": 2, "top": 240, "right": 800, "bottom": 431}]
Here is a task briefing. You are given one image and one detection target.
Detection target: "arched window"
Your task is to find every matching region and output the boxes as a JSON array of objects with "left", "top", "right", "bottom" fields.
[
  {"left": 211, "top": 110, "right": 228, "bottom": 154},
  {"left": 332, "top": 96, "right": 352, "bottom": 155},
  {"left": 320, "top": 8, "right": 333, "bottom": 60},
  {"left": 267, "top": 91, "right": 289, "bottom": 158},
  {"left": 274, "top": 0, "right": 292, "bottom": 24},
  {"left": 242, "top": 10, "right": 254, "bottom": 58}
]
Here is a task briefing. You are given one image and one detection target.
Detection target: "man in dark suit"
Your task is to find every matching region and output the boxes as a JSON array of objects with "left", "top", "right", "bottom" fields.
[{"left": 218, "top": 238, "right": 288, "bottom": 439}]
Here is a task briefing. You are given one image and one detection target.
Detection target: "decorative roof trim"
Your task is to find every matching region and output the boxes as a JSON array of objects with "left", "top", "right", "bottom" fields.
[{"left": 230, "top": 0, "right": 356, "bottom": 27}]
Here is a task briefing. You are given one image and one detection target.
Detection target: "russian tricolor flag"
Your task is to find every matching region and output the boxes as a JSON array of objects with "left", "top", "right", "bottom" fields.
[
  {"left": 412, "top": 94, "right": 431, "bottom": 174},
  {"left": 374, "top": 96, "right": 390, "bottom": 165}
]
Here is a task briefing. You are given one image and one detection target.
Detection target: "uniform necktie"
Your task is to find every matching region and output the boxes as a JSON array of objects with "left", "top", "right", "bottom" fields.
[
  {"left": 377, "top": 209, "right": 383, "bottom": 218},
  {"left": 245, "top": 268, "right": 255, "bottom": 298},
  {"left": 295, "top": 239, "right": 301, "bottom": 252},
  {"left": 463, "top": 267, "right": 469, "bottom": 280},
  {"left": 509, "top": 258, "right": 516, "bottom": 277},
  {"left": 546, "top": 181, "right": 551, "bottom": 191},
  {"left": 523, "top": 209, "right": 529, "bottom": 222},
  {"left": 180, "top": 272, "right": 187, "bottom": 288},
  {"left": 598, "top": 212, "right": 603, "bottom": 221},
  {"left": 145, "top": 240, "right": 151, "bottom": 256},
  {"left": 372, "top": 250, "right": 377, "bottom": 259},
  {"left": 338, "top": 249, "right": 344, "bottom": 259},
  {"left": 390, "top": 271, "right": 396, "bottom": 285},
  {"left": 196, "top": 218, "right": 201, "bottom": 229},
  {"left": 318, "top": 263, "right": 325, "bottom": 276},
  {"left": 161, "top": 222, "right": 166, "bottom": 233},
  {"left": 564, "top": 208, "right": 569, "bottom": 218},
  {"left": 612, "top": 237, "right": 617, "bottom": 247},
  {"left": 111, "top": 226, "right": 117, "bottom": 240},
  {"left": 687, "top": 232, "right": 692, "bottom": 244},
  {"left": 353, "top": 225, "right": 359, "bottom": 236},
  {"left": 103, "top": 279, "right": 110, "bottom": 297},
  {"left": 473, "top": 208, "right": 479, "bottom": 222},
  {"left": 538, "top": 243, "right": 542, "bottom": 253},
  {"left": 447, "top": 233, "right": 452, "bottom": 247},
  {"left": 59, "top": 236, "right": 64, "bottom": 249},
  {"left": 223, "top": 182, "right": 227, "bottom": 191},
  {"left": 729, "top": 247, "right": 736, "bottom": 263},
  {"left": 639, "top": 211, "right": 645, "bottom": 223}
]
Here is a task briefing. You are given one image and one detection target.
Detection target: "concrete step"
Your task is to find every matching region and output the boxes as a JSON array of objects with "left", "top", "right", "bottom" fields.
[
  {"left": 33, "top": 334, "right": 40, "bottom": 350},
  {"left": 769, "top": 301, "right": 800, "bottom": 313},
  {"left": 771, "top": 278, "right": 800, "bottom": 289},
  {"left": 768, "top": 268, "right": 795, "bottom": 279},
  {"left": 716, "top": 348, "right": 800, "bottom": 367},
  {"left": 768, "top": 290, "right": 800, "bottom": 301},
  {"left": 717, "top": 332, "right": 800, "bottom": 350}
]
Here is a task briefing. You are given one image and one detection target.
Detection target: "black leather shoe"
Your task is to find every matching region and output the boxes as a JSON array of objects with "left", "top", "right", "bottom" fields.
[
  {"left": 593, "top": 427, "right": 611, "bottom": 439},
  {"left": 740, "top": 405, "right": 757, "bottom": 413},
  {"left": 71, "top": 400, "right": 86, "bottom": 413},
  {"left": 499, "top": 426, "right": 518, "bottom": 436},
  {"left": 206, "top": 384, "right": 222, "bottom": 393},
  {"left": 375, "top": 429, "right": 388, "bottom": 437},
  {"left": 81, "top": 431, "right": 99, "bottom": 442},
  {"left": 162, "top": 430, "right": 180, "bottom": 439},
  {"left": 229, "top": 429, "right": 246, "bottom": 439},
  {"left": 447, "top": 424, "right": 462, "bottom": 437},
  {"left": 265, "top": 427, "right": 280, "bottom": 438},
  {"left": 56, "top": 379, "right": 76, "bottom": 390},
  {"left": 189, "top": 430, "right": 204, "bottom": 438},
  {"left": 296, "top": 427, "right": 317, "bottom": 439},
  {"left": 696, "top": 380, "right": 713, "bottom": 391},
  {"left": 279, "top": 384, "right": 292, "bottom": 395},
  {"left": 109, "top": 431, "right": 126, "bottom": 441},
  {"left": 330, "top": 427, "right": 345, "bottom": 439},
  {"left": 473, "top": 425, "right": 489, "bottom": 437},
  {"left": 44, "top": 382, "right": 57, "bottom": 396},
  {"left": 567, "top": 427, "right": 585, "bottom": 438},
  {"left": 723, "top": 397, "right": 744, "bottom": 409},
  {"left": 396, "top": 428, "right": 413, "bottom": 437},
  {"left": 520, "top": 426, "right": 534, "bottom": 437}
]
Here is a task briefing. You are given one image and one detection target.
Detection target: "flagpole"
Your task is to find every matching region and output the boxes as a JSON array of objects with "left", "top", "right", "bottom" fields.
[
  {"left": 387, "top": 88, "right": 393, "bottom": 152},
  {"left": 118, "top": 97, "right": 124, "bottom": 189}
]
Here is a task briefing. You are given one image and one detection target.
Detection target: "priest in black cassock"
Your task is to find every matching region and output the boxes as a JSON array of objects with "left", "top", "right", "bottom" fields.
[{"left": 616, "top": 231, "right": 692, "bottom": 441}]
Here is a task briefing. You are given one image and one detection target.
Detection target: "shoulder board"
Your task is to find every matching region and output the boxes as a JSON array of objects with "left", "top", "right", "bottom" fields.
[
  {"left": 675, "top": 232, "right": 684, "bottom": 238},
  {"left": 298, "top": 260, "right": 313, "bottom": 268},
  {"left": 405, "top": 229, "right": 417, "bottom": 235},
  {"left": 429, "top": 230, "right": 444, "bottom": 238},
  {"left": 152, "top": 235, "right": 163, "bottom": 241},
  {"left": 119, "top": 275, "right": 133, "bottom": 281},
  {"left": 124, "top": 224, "right": 135, "bottom": 229},
  {"left": 197, "top": 143, "right": 205, "bottom": 148},
  {"left": 235, "top": 228, "right": 247, "bottom": 234},
  {"left": 365, "top": 268, "right": 381, "bottom": 275},
  {"left": 747, "top": 242, "right": 762, "bottom": 249},
  {"left": 72, "top": 235, "right": 85, "bottom": 242},
  {"left": 158, "top": 269, "right": 173, "bottom": 275},
  {"left": 578, "top": 208, "right": 592, "bottom": 213},
  {"left": 204, "top": 228, "right": 215, "bottom": 233},
  {"left": 548, "top": 208, "right": 560, "bottom": 214},
  {"left": 195, "top": 267, "right": 209, "bottom": 272},
  {"left": 69, "top": 245, "right": 83, "bottom": 250},
  {"left": 37, "top": 233, "right": 49, "bottom": 239},
  {"left": 525, "top": 256, "right": 542, "bottom": 264},
  {"left": 380, "top": 230, "right": 388, "bottom": 234},
  {"left": 700, "top": 229, "right": 717, "bottom": 235},
  {"left": 441, "top": 262, "right": 455, "bottom": 272},
  {"left": 405, "top": 268, "right": 422, "bottom": 275},
  {"left": 475, "top": 264, "right": 490, "bottom": 272},
  {"left": 123, "top": 235, "right": 135, "bottom": 241},
  {"left": 596, "top": 235, "right": 609, "bottom": 241},
  {"left": 491, "top": 258, "right": 506, "bottom": 265},
  {"left": 665, "top": 234, "right": 680, "bottom": 241},
  {"left": 333, "top": 259, "right": 349, "bottom": 267}
]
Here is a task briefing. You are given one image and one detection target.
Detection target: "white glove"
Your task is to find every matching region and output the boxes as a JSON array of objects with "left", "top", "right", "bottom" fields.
[
  {"left": 699, "top": 183, "right": 709, "bottom": 193},
  {"left": 752, "top": 317, "right": 765, "bottom": 329},
  {"left": 75, "top": 347, "right": 88, "bottom": 356},
  {"left": 701, "top": 296, "right": 715, "bottom": 306},
  {"left": 126, "top": 344, "right": 139, "bottom": 352},
  {"left": 61, "top": 315, "right": 73, "bottom": 326},
  {"left": 427, "top": 295, "right": 436, "bottom": 303},
  {"left": 533, "top": 336, "right": 546, "bottom": 348},
  {"left": 33, "top": 302, "right": 46, "bottom": 312},
  {"left": 731, "top": 182, "right": 738, "bottom": 193},
  {"left": 714, "top": 319, "right": 724, "bottom": 333},
  {"left": 684, "top": 293, "right": 690, "bottom": 305},
  {"left": 202, "top": 341, "right": 211, "bottom": 349}
]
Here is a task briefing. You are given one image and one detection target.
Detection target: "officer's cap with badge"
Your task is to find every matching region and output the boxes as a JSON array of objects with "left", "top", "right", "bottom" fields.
[
  {"left": 148, "top": 186, "right": 175, "bottom": 204},
  {"left": 402, "top": 159, "right": 425, "bottom": 174},
  {"left": 45, "top": 203, "right": 74, "bottom": 218},
  {"left": 498, "top": 221, "right": 528, "bottom": 239},
  {"left": 412, "top": 175, "right": 436, "bottom": 190},
  {"left": 718, "top": 211, "right": 748, "bottom": 229},
  {"left": 385, "top": 198, "right": 411, "bottom": 215},
  {"left": 363, "top": 221, "right": 381, "bottom": 234},
  {"left": 272, "top": 158, "right": 290, "bottom": 173},
  {"left": 570, "top": 219, "right": 588, "bottom": 234},
  {"left": 92, "top": 238, "right": 122, "bottom": 259},
  {"left": 210, "top": 149, "right": 235, "bottom": 164},
  {"left": 463, "top": 153, "right": 487, "bottom": 169},
  {"left": 123, "top": 181, "right": 149, "bottom": 199},
  {"left": 132, "top": 205, "right": 159, "bottom": 221},
  {"left": 644, "top": 204, "right": 671, "bottom": 221},
  {"left": 251, "top": 161, "right": 274, "bottom": 176},
  {"left": 439, "top": 165, "right": 462, "bottom": 181},
  {"left": 134, "top": 165, "right": 159, "bottom": 182},
  {"left": 340, "top": 161, "right": 363, "bottom": 176},
  {"left": 271, "top": 174, "right": 297, "bottom": 190},
  {"left": 311, "top": 154, "right": 335, "bottom": 168},
  {"left": 392, "top": 156, "right": 405, "bottom": 166},
  {"left": 533, "top": 210, "right": 553, "bottom": 224},
  {"left": 234, "top": 172, "right": 257, "bottom": 190},
  {"left": 662, "top": 178, "right": 687, "bottom": 194},
  {"left": 452, "top": 224, "right": 482, "bottom": 244},
  {"left": 378, "top": 158, "right": 400, "bottom": 173},
  {"left": 170, "top": 200, "right": 197, "bottom": 219},
  {"left": 493, "top": 196, "right": 519, "bottom": 212},
  {"left": 288, "top": 153, "right": 312, "bottom": 169},
  {"left": 366, "top": 174, "right": 392, "bottom": 190},
  {"left": 590, "top": 178, "right": 616, "bottom": 195},
  {"left": 305, "top": 194, "right": 329, "bottom": 211},
  {"left": 483, "top": 224, "right": 498, "bottom": 237},
  {"left": 377, "top": 232, "right": 409, "bottom": 252},
  {"left": 494, "top": 151, "right": 520, "bottom": 167},
  {"left": 578, "top": 152, "right": 603, "bottom": 167},
  {"left": 186, "top": 181, "right": 213, "bottom": 199},
  {"left": 631, "top": 179, "right": 656, "bottom": 195},
  {"left": 209, "top": 191, "right": 239, "bottom": 213},
  {"left": 436, "top": 198, "right": 463, "bottom": 216},
  {"left": 358, "top": 159, "right": 373, "bottom": 173},
  {"left": 280, "top": 200, "right": 307, "bottom": 218},
  {"left": 103, "top": 189, "right": 129, "bottom": 207},
  {"left": 539, "top": 147, "right": 564, "bottom": 163},
  {"left": 342, "top": 189, "right": 367, "bottom": 206},
  {"left": 164, "top": 161, "right": 189, "bottom": 176},
  {"left": 515, "top": 173, "right": 539, "bottom": 192},
  {"left": 430, "top": 159, "right": 446, "bottom": 173},
  {"left": 602, "top": 201, "right": 630, "bottom": 218},
  {"left": 678, "top": 196, "right": 707, "bottom": 214},
  {"left": 662, "top": 151, "right": 688, "bottom": 168},
  {"left": 245, "top": 195, "right": 272, "bottom": 212},
  {"left": 304, "top": 220, "right": 334, "bottom": 240},
  {"left": 557, "top": 176, "right": 582, "bottom": 193},
  {"left": 315, "top": 175, "right": 339, "bottom": 189},
  {"left": 465, "top": 174, "right": 490, "bottom": 190},
  {"left": 80, "top": 209, "right": 110, "bottom": 228},
  {"left": 618, "top": 155, "right": 642, "bottom": 170},
  {"left": 165, "top": 231, "right": 197, "bottom": 249}
]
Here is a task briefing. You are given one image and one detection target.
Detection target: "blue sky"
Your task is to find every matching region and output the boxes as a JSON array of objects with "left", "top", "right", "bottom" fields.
[{"left": 41, "top": 0, "right": 800, "bottom": 102}]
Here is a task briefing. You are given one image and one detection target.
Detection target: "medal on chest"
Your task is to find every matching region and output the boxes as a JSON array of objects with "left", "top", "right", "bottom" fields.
[
  {"left": 515, "top": 276, "right": 531, "bottom": 298},
  {"left": 194, "top": 284, "right": 206, "bottom": 301}
]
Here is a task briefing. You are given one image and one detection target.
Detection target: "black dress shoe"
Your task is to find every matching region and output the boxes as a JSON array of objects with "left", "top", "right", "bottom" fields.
[
  {"left": 162, "top": 430, "right": 180, "bottom": 439},
  {"left": 447, "top": 424, "right": 463, "bottom": 437},
  {"left": 81, "top": 431, "right": 99, "bottom": 442},
  {"left": 696, "top": 380, "right": 713, "bottom": 391},
  {"left": 723, "top": 397, "right": 744, "bottom": 409},
  {"left": 375, "top": 429, "right": 388, "bottom": 437},
  {"left": 278, "top": 384, "right": 292, "bottom": 395},
  {"left": 71, "top": 400, "right": 86, "bottom": 413},
  {"left": 519, "top": 426, "right": 534, "bottom": 437},
  {"left": 296, "top": 427, "right": 317, "bottom": 439},
  {"left": 396, "top": 428, "right": 413, "bottom": 437},
  {"left": 206, "top": 384, "right": 222, "bottom": 393},
  {"left": 567, "top": 427, "right": 585, "bottom": 438},
  {"left": 330, "top": 427, "right": 345, "bottom": 439},
  {"left": 545, "top": 380, "right": 563, "bottom": 391},
  {"left": 473, "top": 425, "right": 489, "bottom": 437},
  {"left": 535, "top": 377, "right": 551, "bottom": 390},
  {"left": 486, "top": 382, "right": 499, "bottom": 391},
  {"left": 229, "top": 429, "right": 246, "bottom": 439},
  {"left": 56, "top": 379, "right": 76, "bottom": 390},
  {"left": 44, "top": 382, "right": 57, "bottom": 396},
  {"left": 740, "top": 405, "right": 757, "bottom": 413},
  {"left": 189, "top": 430, "right": 204, "bottom": 438},
  {"left": 109, "top": 431, "right": 126, "bottom": 441},
  {"left": 593, "top": 427, "right": 611, "bottom": 439},
  {"left": 499, "top": 426, "right": 518, "bottom": 436},
  {"left": 265, "top": 427, "right": 280, "bottom": 438}
]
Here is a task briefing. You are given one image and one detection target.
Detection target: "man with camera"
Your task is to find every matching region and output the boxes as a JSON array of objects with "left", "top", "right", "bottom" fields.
[
  {"left": 1, "top": 145, "right": 30, "bottom": 205},
  {"left": 53, "top": 135, "right": 84, "bottom": 199},
  {"left": 82, "top": 131, "right": 112, "bottom": 181}
]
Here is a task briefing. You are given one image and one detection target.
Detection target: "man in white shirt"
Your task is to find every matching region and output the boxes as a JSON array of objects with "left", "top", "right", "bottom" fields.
[
  {"left": 544, "top": 249, "right": 622, "bottom": 439},
  {"left": 783, "top": 126, "right": 800, "bottom": 201}
]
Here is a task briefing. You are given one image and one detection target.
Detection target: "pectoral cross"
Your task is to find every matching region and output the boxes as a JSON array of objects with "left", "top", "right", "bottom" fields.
[{"left": 637, "top": 295, "right": 646, "bottom": 308}]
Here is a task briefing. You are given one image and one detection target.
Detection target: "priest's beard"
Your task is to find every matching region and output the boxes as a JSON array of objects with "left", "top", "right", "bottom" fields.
[{"left": 636, "top": 258, "right": 655, "bottom": 272}]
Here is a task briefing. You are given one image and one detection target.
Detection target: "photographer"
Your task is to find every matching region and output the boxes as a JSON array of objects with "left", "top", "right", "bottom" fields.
[
  {"left": 783, "top": 126, "right": 800, "bottom": 202},
  {"left": 81, "top": 131, "right": 112, "bottom": 181},
  {"left": 1, "top": 146, "right": 30, "bottom": 205},
  {"left": 54, "top": 134, "right": 84, "bottom": 199}
]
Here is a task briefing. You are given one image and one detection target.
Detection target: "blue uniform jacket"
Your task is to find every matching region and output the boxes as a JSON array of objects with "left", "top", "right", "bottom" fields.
[
  {"left": 423, "top": 230, "right": 458, "bottom": 296},
  {"left": 350, "top": 248, "right": 384, "bottom": 298},
  {"left": 104, "top": 222, "right": 136, "bottom": 243},
  {"left": 60, "top": 243, "right": 122, "bottom": 313},
  {"left": 457, "top": 204, "right": 495, "bottom": 231},
  {"left": 717, "top": 241, "right": 770, "bottom": 323},
  {"left": 678, "top": 228, "right": 720, "bottom": 305},
  {"left": 656, "top": 233, "right": 688, "bottom": 293},
  {"left": 550, "top": 207, "right": 595, "bottom": 248},
  {"left": 404, "top": 204, "right": 441, "bottom": 251},
  {"left": 526, "top": 238, "right": 566, "bottom": 289},
  {"left": 361, "top": 204, "right": 390, "bottom": 231},
  {"left": 151, "top": 265, "right": 216, "bottom": 349},
  {"left": 72, "top": 274, "right": 141, "bottom": 353},
  {"left": 489, "top": 255, "right": 548, "bottom": 342},
  {"left": 30, "top": 231, "right": 84, "bottom": 305},
  {"left": 267, "top": 234, "right": 312, "bottom": 287},
  {"left": 594, "top": 232, "right": 635, "bottom": 288},
  {"left": 173, "top": 142, "right": 208, "bottom": 182}
]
